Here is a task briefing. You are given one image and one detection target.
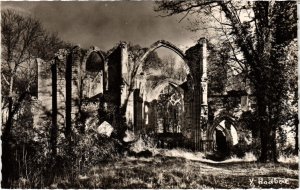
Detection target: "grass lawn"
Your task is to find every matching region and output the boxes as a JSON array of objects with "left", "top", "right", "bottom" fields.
[{"left": 51, "top": 153, "right": 298, "bottom": 189}]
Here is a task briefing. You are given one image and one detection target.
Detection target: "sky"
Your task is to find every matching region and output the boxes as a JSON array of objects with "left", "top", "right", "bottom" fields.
[{"left": 2, "top": 1, "right": 202, "bottom": 52}]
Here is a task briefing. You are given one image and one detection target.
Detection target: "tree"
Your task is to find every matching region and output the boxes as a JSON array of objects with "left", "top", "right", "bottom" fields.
[
  {"left": 207, "top": 41, "right": 230, "bottom": 95},
  {"left": 1, "top": 9, "right": 69, "bottom": 186},
  {"left": 1, "top": 9, "right": 70, "bottom": 135},
  {"left": 119, "top": 44, "right": 146, "bottom": 115},
  {"left": 276, "top": 39, "right": 298, "bottom": 155},
  {"left": 155, "top": 1, "right": 297, "bottom": 162},
  {"left": 2, "top": 10, "right": 42, "bottom": 138},
  {"left": 142, "top": 50, "right": 163, "bottom": 73},
  {"left": 161, "top": 55, "right": 186, "bottom": 81}
]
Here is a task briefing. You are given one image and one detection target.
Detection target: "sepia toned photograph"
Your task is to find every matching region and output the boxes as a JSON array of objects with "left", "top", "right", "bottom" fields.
[{"left": 1, "top": 0, "right": 298, "bottom": 189}]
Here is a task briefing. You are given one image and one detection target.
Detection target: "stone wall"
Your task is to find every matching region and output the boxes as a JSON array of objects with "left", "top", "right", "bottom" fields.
[
  {"left": 34, "top": 39, "right": 217, "bottom": 152},
  {"left": 33, "top": 58, "right": 52, "bottom": 128},
  {"left": 35, "top": 46, "right": 108, "bottom": 131},
  {"left": 184, "top": 39, "right": 207, "bottom": 151}
]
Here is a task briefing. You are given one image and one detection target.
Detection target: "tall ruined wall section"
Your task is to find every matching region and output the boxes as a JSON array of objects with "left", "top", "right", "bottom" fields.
[
  {"left": 34, "top": 59, "right": 53, "bottom": 127},
  {"left": 183, "top": 38, "right": 208, "bottom": 151},
  {"left": 65, "top": 47, "right": 82, "bottom": 130},
  {"left": 106, "top": 45, "right": 122, "bottom": 109},
  {"left": 35, "top": 42, "right": 127, "bottom": 133},
  {"left": 35, "top": 46, "right": 109, "bottom": 131},
  {"left": 34, "top": 50, "right": 68, "bottom": 129},
  {"left": 56, "top": 54, "right": 67, "bottom": 128},
  {"left": 119, "top": 42, "right": 135, "bottom": 128}
]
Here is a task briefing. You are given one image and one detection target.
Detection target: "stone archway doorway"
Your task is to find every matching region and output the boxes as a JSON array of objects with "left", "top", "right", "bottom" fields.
[
  {"left": 215, "top": 128, "right": 229, "bottom": 155},
  {"left": 207, "top": 115, "right": 239, "bottom": 157}
]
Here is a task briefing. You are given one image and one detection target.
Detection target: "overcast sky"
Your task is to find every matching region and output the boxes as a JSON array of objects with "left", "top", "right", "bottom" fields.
[{"left": 2, "top": 1, "right": 202, "bottom": 52}]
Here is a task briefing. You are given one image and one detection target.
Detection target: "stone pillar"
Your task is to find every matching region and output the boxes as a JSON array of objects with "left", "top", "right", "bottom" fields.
[
  {"left": 65, "top": 46, "right": 81, "bottom": 136},
  {"left": 107, "top": 45, "right": 122, "bottom": 108},
  {"left": 50, "top": 58, "right": 58, "bottom": 155},
  {"left": 56, "top": 51, "right": 67, "bottom": 129},
  {"left": 199, "top": 38, "right": 208, "bottom": 119},
  {"left": 65, "top": 51, "right": 73, "bottom": 138},
  {"left": 199, "top": 38, "right": 209, "bottom": 150},
  {"left": 120, "top": 42, "right": 128, "bottom": 106},
  {"left": 71, "top": 47, "right": 81, "bottom": 126},
  {"left": 134, "top": 89, "right": 143, "bottom": 134},
  {"left": 194, "top": 88, "right": 201, "bottom": 151},
  {"left": 104, "top": 60, "right": 109, "bottom": 91},
  {"left": 152, "top": 100, "right": 158, "bottom": 133}
]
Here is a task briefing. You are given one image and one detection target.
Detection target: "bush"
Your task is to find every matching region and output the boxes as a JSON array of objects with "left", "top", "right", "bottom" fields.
[{"left": 52, "top": 124, "right": 122, "bottom": 174}]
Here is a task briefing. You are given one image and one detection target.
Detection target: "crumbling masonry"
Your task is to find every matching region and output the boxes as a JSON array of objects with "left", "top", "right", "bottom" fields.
[{"left": 34, "top": 38, "right": 253, "bottom": 152}]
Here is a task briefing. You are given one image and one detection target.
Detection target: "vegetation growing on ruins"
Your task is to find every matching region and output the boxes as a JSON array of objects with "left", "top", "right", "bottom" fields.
[{"left": 1, "top": 2, "right": 298, "bottom": 189}]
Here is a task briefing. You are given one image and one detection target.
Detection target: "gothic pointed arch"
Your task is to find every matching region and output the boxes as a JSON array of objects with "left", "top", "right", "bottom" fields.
[
  {"left": 207, "top": 113, "right": 238, "bottom": 147},
  {"left": 81, "top": 46, "right": 106, "bottom": 98},
  {"left": 138, "top": 40, "right": 190, "bottom": 74},
  {"left": 146, "top": 78, "right": 184, "bottom": 101},
  {"left": 82, "top": 46, "right": 106, "bottom": 73}
]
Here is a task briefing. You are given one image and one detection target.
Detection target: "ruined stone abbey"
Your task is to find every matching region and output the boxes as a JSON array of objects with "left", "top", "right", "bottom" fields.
[{"left": 34, "top": 38, "right": 254, "bottom": 153}]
